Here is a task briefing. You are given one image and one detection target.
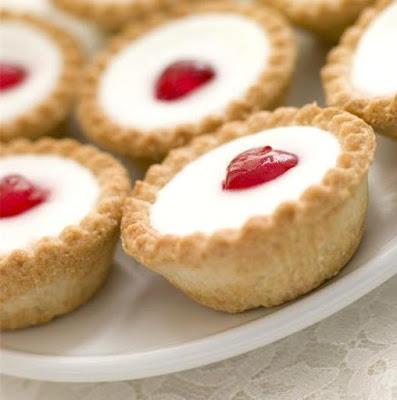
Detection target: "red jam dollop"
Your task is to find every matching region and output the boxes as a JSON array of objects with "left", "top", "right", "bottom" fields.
[
  {"left": 0, "top": 63, "right": 27, "bottom": 91},
  {"left": 0, "top": 174, "right": 49, "bottom": 218},
  {"left": 222, "top": 146, "right": 299, "bottom": 190},
  {"left": 155, "top": 60, "right": 215, "bottom": 101}
]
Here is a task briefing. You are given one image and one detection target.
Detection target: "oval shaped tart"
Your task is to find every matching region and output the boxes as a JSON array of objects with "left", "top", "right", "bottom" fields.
[
  {"left": 121, "top": 105, "right": 375, "bottom": 313},
  {"left": 0, "top": 138, "right": 130, "bottom": 330},
  {"left": 322, "top": 0, "right": 397, "bottom": 138},
  {"left": 260, "top": 0, "right": 374, "bottom": 42},
  {"left": 0, "top": 11, "right": 83, "bottom": 142},
  {"left": 78, "top": 1, "right": 296, "bottom": 161}
]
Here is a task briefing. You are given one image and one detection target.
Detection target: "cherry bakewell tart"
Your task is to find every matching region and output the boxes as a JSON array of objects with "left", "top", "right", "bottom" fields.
[
  {"left": 322, "top": 0, "right": 397, "bottom": 138},
  {"left": 121, "top": 105, "right": 375, "bottom": 313},
  {"left": 0, "top": 11, "right": 83, "bottom": 142},
  {"left": 1, "top": 0, "right": 104, "bottom": 57},
  {"left": 0, "top": 138, "right": 130, "bottom": 330},
  {"left": 78, "top": 1, "right": 297, "bottom": 161},
  {"left": 260, "top": 0, "right": 375, "bottom": 42}
]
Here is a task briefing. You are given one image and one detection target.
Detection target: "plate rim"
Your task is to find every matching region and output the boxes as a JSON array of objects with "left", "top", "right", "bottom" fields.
[{"left": 1, "top": 239, "right": 396, "bottom": 383}]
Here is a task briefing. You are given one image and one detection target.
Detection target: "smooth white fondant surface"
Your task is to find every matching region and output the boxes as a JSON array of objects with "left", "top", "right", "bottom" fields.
[
  {"left": 0, "top": 22, "right": 62, "bottom": 123},
  {"left": 151, "top": 127, "right": 341, "bottom": 235},
  {"left": 99, "top": 13, "right": 269, "bottom": 130},
  {"left": 2, "top": 0, "right": 104, "bottom": 55},
  {"left": 0, "top": 155, "right": 100, "bottom": 255},
  {"left": 351, "top": 1, "right": 397, "bottom": 97}
]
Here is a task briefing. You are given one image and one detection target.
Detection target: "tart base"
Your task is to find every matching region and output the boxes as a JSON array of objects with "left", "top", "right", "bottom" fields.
[
  {"left": 161, "top": 179, "right": 368, "bottom": 313},
  {"left": 0, "top": 231, "right": 118, "bottom": 330}
]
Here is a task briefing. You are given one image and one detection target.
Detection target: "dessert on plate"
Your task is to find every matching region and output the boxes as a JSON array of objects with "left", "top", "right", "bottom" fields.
[
  {"left": 260, "top": 0, "right": 375, "bottom": 42},
  {"left": 0, "top": 138, "right": 130, "bottom": 330},
  {"left": 322, "top": 0, "right": 397, "bottom": 138},
  {"left": 0, "top": 11, "right": 83, "bottom": 142},
  {"left": 1, "top": 0, "right": 104, "bottom": 56},
  {"left": 78, "top": 1, "right": 297, "bottom": 161},
  {"left": 122, "top": 105, "right": 375, "bottom": 313}
]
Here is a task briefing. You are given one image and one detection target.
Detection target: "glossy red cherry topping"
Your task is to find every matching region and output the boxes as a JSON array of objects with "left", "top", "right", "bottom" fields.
[
  {"left": 0, "top": 174, "right": 49, "bottom": 218},
  {"left": 155, "top": 60, "right": 216, "bottom": 101},
  {"left": 0, "top": 63, "right": 27, "bottom": 91},
  {"left": 222, "top": 146, "right": 299, "bottom": 191}
]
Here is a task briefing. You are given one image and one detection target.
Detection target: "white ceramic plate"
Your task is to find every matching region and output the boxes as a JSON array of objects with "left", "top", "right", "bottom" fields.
[{"left": 1, "top": 31, "right": 396, "bottom": 383}]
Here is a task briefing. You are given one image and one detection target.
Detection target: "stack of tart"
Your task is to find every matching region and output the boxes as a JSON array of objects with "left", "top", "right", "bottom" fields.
[{"left": 1, "top": 0, "right": 394, "bottom": 330}]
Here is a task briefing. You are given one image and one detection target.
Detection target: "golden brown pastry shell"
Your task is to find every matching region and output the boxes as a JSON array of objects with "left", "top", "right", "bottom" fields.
[
  {"left": 322, "top": 0, "right": 397, "bottom": 138},
  {"left": 0, "top": 138, "right": 131, "bottom": 329},
  {"left": 52, "top": 0, "right": 198, "bottom": 31},
  {"left": 0, "top": 11, "right": 83, "bottom": 142},
  {"left": 260, "top": 0, "right": 374, "bottom": 42},
  {"left": 78, "top": 0, "right": 297, "bottom": 161},
  {"left": 121, "top": 105, "right": 375, "bottom": 313}
]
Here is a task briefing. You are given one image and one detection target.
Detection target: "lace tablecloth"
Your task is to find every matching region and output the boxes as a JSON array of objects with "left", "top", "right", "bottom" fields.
[{"left": 2, "top": 274, "right": 396, "bottom": 400}]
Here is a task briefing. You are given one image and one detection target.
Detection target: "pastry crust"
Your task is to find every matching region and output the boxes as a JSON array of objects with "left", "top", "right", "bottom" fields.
[
  {"left": 78, "top": 0, "right": 297, "bottom": 161},
  {"left": 0, "top": 11, "right": 83, "bottom": 143},
  {"left": 260, "top": 0, "right": 375, "bottom": 42},
  {"left": 121, "top": 104, "right": 376, "bottom": 313},
  {"left": 52, "top": 0, "right": 197, "bottom": 32},
  {"left": 322, "top": 0, "right": 397, "bottom": 138},
  {"left": 0, "top": 138, "right": 131, "bottom": 330}
]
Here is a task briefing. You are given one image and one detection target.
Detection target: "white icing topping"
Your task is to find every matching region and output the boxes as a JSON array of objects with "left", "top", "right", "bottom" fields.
[
  {"left": 150, "top": 127, "right": 341, "bottom": 236},
  {"left": 0, "top": 22, "right": 62, "bottom": 123},
  {"left": 351, "top": 1, "right": 397, "bottom": 97},
  {"left": 0, "top": 155, "right": 100, "bottom": 255},
  {"left": 2, "top": 0, "right": 104, "bottom": 56},
  {"left": 99, "top": 13, "right": 269, "bottom": 130}
]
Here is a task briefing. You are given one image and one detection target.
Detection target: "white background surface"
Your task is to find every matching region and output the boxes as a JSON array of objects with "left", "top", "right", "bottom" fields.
[{"left": 1, "top": 28, "right": 397, "bottom": 399}]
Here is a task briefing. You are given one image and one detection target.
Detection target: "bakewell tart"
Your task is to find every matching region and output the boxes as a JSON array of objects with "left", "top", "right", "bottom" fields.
[
  {"left": 322, "top": 0, "right": 397, "bottom": 138},
  {"left": 0, "top": 138, "right": 130, "bottom": 330},
  {"left": 1, "top": 0, "right": 104, "bottom": 56},
  {"left": 78, "top": 1, "right": 297, "bottom": 161},
  {"left": 260, "top": 0, "right": 375, "bottom": 42},
  {"left": 0, "top": 11, "right": 83, "bottom": 142},
  {"left": 121, "top": 105, "right": 376, "bottom": 313}
]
